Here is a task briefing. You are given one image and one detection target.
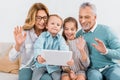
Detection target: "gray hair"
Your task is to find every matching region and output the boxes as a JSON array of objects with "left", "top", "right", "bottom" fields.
[{"left": 80, "top": 2, "right": 97, "bottom": 15}]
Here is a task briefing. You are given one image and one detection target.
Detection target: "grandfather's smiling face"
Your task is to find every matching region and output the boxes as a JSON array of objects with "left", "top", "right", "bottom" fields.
[{"left": 79, "top": 6, "right": 96, "bottom": 32}]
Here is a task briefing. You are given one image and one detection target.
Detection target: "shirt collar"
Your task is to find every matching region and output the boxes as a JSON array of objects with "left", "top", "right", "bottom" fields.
[
  {"left": 90, "top": 22, "right": 97, "bottom": 32},
  {"left": 46, "top": 31, "right": 59, "bottom": 39}
]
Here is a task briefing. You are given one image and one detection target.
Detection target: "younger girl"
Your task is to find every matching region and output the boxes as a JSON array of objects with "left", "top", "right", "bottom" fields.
[{"left": 62, "top": 17, "right": 90, "bottom": 80}]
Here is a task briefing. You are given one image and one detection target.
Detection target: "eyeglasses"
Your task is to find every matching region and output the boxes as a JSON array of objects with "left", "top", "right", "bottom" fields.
[{"left": 36, "top": 16, "right": 48, "bottom": 21}]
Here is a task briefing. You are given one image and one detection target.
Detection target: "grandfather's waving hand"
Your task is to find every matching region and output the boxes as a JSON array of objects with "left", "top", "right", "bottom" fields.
[{"left": 92, "top": 38, "right": 107, "bottom": 54}]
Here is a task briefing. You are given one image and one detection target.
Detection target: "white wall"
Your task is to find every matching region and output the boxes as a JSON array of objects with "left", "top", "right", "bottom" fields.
[{"left": 0, "top": 0, "right": 120, "bottom": 42}]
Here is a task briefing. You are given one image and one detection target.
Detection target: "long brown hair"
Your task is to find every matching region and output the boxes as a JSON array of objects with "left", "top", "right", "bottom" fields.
[
  {"left": 62, "top": 17, "right": 78, "bottom": 41},
  {"left": 23, "top": 2, "right": 49, "bottom": 30}
]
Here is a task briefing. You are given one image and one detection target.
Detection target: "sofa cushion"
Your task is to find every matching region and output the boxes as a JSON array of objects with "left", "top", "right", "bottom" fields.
[
  {"left": 0, "top": 43, "right": 13, "bottom": 56},
  {"left": 0, "top": 72, "right": 18, "bottom": 80},
  {"left": 0, "top": 42, "right": 19, "bottom": 74}
]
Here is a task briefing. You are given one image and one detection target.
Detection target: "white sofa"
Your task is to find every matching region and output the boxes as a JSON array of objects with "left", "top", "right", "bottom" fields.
[
  {"left": 1, "top": 42, "right": 120, "bottom": 80},
  {"left": 0, "top": 42, "right": 18, "bottom": 80},
  {"left": 0, "top": 72, "right": 18, "bottom": 80}
]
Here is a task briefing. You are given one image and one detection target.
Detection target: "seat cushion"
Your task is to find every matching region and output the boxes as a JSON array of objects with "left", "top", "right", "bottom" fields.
[
  {"left": 0, "top": 72, "right": 18, "bottom": 80},
  {"left": 0, "top": 42, "right": 19, "bottom": 74}
]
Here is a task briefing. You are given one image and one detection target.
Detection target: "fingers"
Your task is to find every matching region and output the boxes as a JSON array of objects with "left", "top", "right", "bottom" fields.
[
  {"left": 79, "top": 36, "right": 85, "bottom": 42},
  {"left": 67, "top": 61, "right": 71, "bottom": 66},
  {"left": 70, "top": 70, "right": 74, "bottom": 73},
  {"left": 93, "top": 38, "right": 104, "bottom": 47},
  {"left": 92, "top": 38, "right": 103, "bottom": 47},
  {"left": 92, "top": 38, "right": 100, "bottom": 49},
  {"left": 14, "top": 26, "right": 24, "bottom": 38},
  {"left": 14, "top": 26, "right": 19, "bottom": 34},
  {"left": 76, "top": 74, "right": 86, "bottom": 80},
  {"left": 67, "top": 59, "right": 74, "bottom": 66},
  {"left": 76, "top": 36, "right": 84, "bottom": 44},
  {"left": 14, "top": 26, "right": 23, "bottom": 34},
  {"left": 14, "top": 27, "right": 17, "bottom": 36},
  {"left": 92, "top": 43, "right": 97, "bottom": 48},
  {"left": 92, "top": 38, "right": 107, "bottom": 53},
  {"left": 94, "top": 38, "right": 103, "bottom": 44},
  {"left": 37, "top": 55, "right": 46, "bottom": 63},
  {"left": 78, "top": 35, "right": 84, "bottom": 40},
  {"left": 76, "top": 36, "right": 86, "bottom": 51}
]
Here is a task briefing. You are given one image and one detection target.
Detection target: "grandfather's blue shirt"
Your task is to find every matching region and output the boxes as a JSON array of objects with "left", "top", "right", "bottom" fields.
[
  {"left": 76, "top": 24, "right": 120, "bottom": 69},
  {"left": 34, "top": 31, "right": 69, "bottom": 73}
]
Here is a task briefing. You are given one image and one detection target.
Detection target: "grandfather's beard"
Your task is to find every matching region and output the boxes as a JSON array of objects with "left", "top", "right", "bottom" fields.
[{"left": 81, "top": 23, "right": 91, "bottom": 31}]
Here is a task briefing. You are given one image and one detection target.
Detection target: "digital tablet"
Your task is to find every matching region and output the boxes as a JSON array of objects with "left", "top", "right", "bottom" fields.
[{"left": 41, "top": 50, "right": 72, "bottom": 66}]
